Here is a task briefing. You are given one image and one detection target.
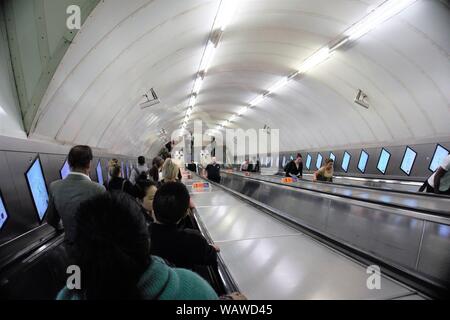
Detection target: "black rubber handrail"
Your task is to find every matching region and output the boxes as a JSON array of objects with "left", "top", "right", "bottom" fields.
[
  {"left": 273, "top": 171, "right": 450, "bottom": 199},
  {"left": 223, "top": 172, "right": 450, "bottom": 217}
]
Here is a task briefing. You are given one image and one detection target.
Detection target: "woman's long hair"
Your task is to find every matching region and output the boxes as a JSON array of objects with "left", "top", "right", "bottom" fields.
[
  {"left": 73, "top": 192, "right": 151, "bottom": 299},
  {"left": 161, "top": 158, "right": 179, "bottom": 181}
]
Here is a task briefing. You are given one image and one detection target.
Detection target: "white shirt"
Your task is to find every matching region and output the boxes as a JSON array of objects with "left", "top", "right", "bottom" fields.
[{"left": 428, "top": 155, "right": 450, "bottom": 191}]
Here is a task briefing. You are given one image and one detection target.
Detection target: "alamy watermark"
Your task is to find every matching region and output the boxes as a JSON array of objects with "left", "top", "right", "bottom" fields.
[
  {"left": 170, "top": 120, "right": 280, "bottom": 166},
  {"left": 366, "top": 265, "right": 381, "bottom": 290},
  {"left": 66, "top": 5, "right": 81, "bottom": 30}
]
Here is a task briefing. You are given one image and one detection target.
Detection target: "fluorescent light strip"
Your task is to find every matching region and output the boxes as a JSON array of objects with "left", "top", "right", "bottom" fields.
[
  {"left": 181, "top": 1, "right": 239, "bottom": 129},
  {"left": 188, "top": 95, "right": 197, "bottom": 107},
  {"left": 216, "top": 0, "right": 239, "bottom": 31},
  {"left": 345, "top": 0, "right": 417, "bottom": 41},
  {"left": 199, "top": 0, "right": 416, "bottom": 129},
  {"left": 199, "top": 41, "right": 216, "bottom": 73},
  {"left": 297, "top": 47, "right": 331, "bottom": 74},
  {"left": 250, "top": 95, "right": 265, "bottom": 107},
  {"left": 228, "top": 0, "right": 415, "bottom": 127},
  {"left": 267, "top": 77, "right": 290, "bottom": 95},
  {"left": 238, "top": 106, "right": 249, "bottom": 116},
  {"left": 193, "top": 77, "right": 203, "bottom": 94}
]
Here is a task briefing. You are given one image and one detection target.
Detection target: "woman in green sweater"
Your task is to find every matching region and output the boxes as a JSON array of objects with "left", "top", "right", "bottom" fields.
[{"left": 57, "top": 192, "right": 218, "bottom": 300}]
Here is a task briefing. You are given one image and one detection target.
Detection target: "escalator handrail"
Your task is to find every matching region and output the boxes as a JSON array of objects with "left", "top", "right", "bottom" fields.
[
  {"left": 224, "top": 172, "right": 450, "bottom": 219},
  {"left": 273, "top": 171, "right": 450, "bottom": 199}
]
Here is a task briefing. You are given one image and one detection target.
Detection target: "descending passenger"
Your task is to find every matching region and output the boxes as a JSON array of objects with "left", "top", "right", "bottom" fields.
[
  {"left": 253, "top": 159, "right": 261, "bottom": 173},
  {"left": 204, "top": 157, "right": 221, "bottom": 183},
  {"left": 150, "top": 182, "right": 219, "bottom": 270},
  {"left": 240, "top": 160, "right": 249, "bottom": 172},
  {"left": 313, "top": 159, "right": 334, "bottom": 183},
  {"left": 107, "top": 161, "right": 136, "bottom": 196},
  {"left": 56, "top": 192, "right": 218, "bottom": 300},
  {"left": 187, "top": 160, "right": 198, "bottom": 173},
  {"left": 46, "top": 146, "right": 106, "bottom": 244},
  {"left": 149, "top": 156, "right": 164, "bottom": 183},
  {"left": 161, "top": 158, "right": 181, "bottom": 184},
  {"left": 423, "top": 154, "right": 450, "bottom": 195},
  {"left": 284, "top": 153, "right": 303, "bottom": 178},
  {"left": 106, "top": 158, "right": 119, "bottom": 184},
  {"left": 135, "top": 177, "right": 158, "bottom": 224},
  {"left": 129, "top": 156, "right": 149, "bottom": 185}
]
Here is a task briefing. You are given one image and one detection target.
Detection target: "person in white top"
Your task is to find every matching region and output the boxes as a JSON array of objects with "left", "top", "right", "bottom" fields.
[
  {"left": 130, "top": 156, "right": 149, "bottom": 185},
  {"left": 240, "top": 160, "right": 249, "bottom": 172},
  {"left": 426, "top": 154, "right": 450, "bottom": 195}
]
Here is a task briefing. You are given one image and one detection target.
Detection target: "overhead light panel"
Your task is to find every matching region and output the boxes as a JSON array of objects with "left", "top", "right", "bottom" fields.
[
  {"left": 188, "top": 95, "right": 197, "bottom": 107},
  {"left": 298, "top": 47, "right": 331, "bottom": 74},
  {"left": 215, "top": 0, "right": 239, "bottom": 31},
  {"left": 267, "top": 77, "right": 290, "bottom": 95},
  {"left": 238, "top": 106, "right": 249, "bottom": 116},
  {"left": 199, "top": 41, "right": 216, "bottom": 73},
  {"left": 249, "top": 95, "right": 265, "bottom": 107},
  {"left": 345, "top": 0, "right": 417, "bottom": 41},
  {"left": 193, "top": 76, "right": 203, "bottom": 95}
]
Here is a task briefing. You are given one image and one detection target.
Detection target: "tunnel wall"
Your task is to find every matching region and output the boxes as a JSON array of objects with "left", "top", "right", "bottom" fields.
[
  {"left": 0, "top": 135, "right": 138, "bottom": 255},
  {"left": 275, "top": 140, "right": 450, "bottom": 181}
]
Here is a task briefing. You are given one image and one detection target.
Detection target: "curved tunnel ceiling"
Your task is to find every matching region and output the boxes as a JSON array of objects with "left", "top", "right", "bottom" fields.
[{"left": 30, "top": 0, "right": 450, "bottom": 156}]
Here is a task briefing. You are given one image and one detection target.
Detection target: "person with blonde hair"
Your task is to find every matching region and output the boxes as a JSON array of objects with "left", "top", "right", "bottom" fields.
[
  {"left": 107, "top": 161, "right": 136, "bottom": 196},
  {"left": 161, "top": 158, "right": 181, "bottom": 184}
]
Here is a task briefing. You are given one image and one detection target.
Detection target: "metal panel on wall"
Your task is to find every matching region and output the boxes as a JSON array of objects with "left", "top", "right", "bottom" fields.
[{"left": 1, "top": 151, "right": 42, "bottom": 243}]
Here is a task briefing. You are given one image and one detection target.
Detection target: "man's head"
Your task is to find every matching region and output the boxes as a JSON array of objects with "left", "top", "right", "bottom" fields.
[
  {"left": 295, "top": 153, "right": 303, "bottom": 164},
  {"left": 153, "top": 182, "right": 190, "bottom": 225},
  {"left": 68, "top": 146, "right": 93, "bottom": 173},
  {"left": 211, "top": 157, "right": 217, "bottom": 164},
  {"left": 138, "top": 156, "right": 146, "bottom": 166},
  {"left": 74, "top": 192, "right": 151, "bottom": 299}
]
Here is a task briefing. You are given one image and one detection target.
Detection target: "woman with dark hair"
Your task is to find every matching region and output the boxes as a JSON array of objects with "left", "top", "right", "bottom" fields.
[
  {"left": 149, "top": 156, "right": 164, "bottom": 183},
  {"left": 56, "top": 192, "right": 218, "bottom": 300},
  {"left": 134, "top": 176, "right": 158, "bottom": 224}
]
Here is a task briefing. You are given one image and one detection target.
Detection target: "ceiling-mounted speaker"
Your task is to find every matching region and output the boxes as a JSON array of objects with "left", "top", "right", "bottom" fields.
[
  {"left": 140, "top": 88, "right": 160, "bottom": 109},
  {"left": 355, "top": 89, "right": 369, "bottom": 109}
]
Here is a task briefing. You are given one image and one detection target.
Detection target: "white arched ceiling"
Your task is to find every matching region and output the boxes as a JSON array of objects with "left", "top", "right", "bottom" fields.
[{"left": 30, "top": 0, "right": 450, "bottom": 156}]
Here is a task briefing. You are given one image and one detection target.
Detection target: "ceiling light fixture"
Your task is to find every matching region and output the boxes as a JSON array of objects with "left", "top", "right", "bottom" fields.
[
  {"left": 216, "top": 0, "right": 239, "bottom": 31},
  {"left": 345, "top": 0, "right": 417, "bottom": 41},
  {"left": 297, "top": 47, "right": 332, "bottom": 74},
  {"left": 193, "top": 76, "right": 204, "bottom": 95}
]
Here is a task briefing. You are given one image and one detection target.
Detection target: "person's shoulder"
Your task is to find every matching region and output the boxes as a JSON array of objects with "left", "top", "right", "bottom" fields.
[
  {"left": 85, "top": 180, "right": 106, "bottom": 193},
  {"left": 170, "top": 267, "right": 219, "bottom": 300},
  {"left": 146, "top": 257, "right": 218, "bottom": 300},
  {"left": 50, "top": 179, "right": 64, "bottom": 190},
  {"left": 56, "top": 287, "right": 82, "bottom": 300}
]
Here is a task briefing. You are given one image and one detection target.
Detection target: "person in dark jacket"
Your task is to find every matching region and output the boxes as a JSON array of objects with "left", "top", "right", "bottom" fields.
[
  {"left": 149, "top": 156, "right": 164, "bottom": 183},
  {"left": 204, "top": 157, "right": 221, "bottom": 183},
  {"left": 57, "top": 192, "right": 218, "bottom": 300},
  {"left": 107, "top": 162, "right": 136, "bottom": 197},
  {"left": 285, "top": 153, "right": 303, "bottom": 178},
  {"left": 150, "top": 182, "right": 219, "bottom": 270}
]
